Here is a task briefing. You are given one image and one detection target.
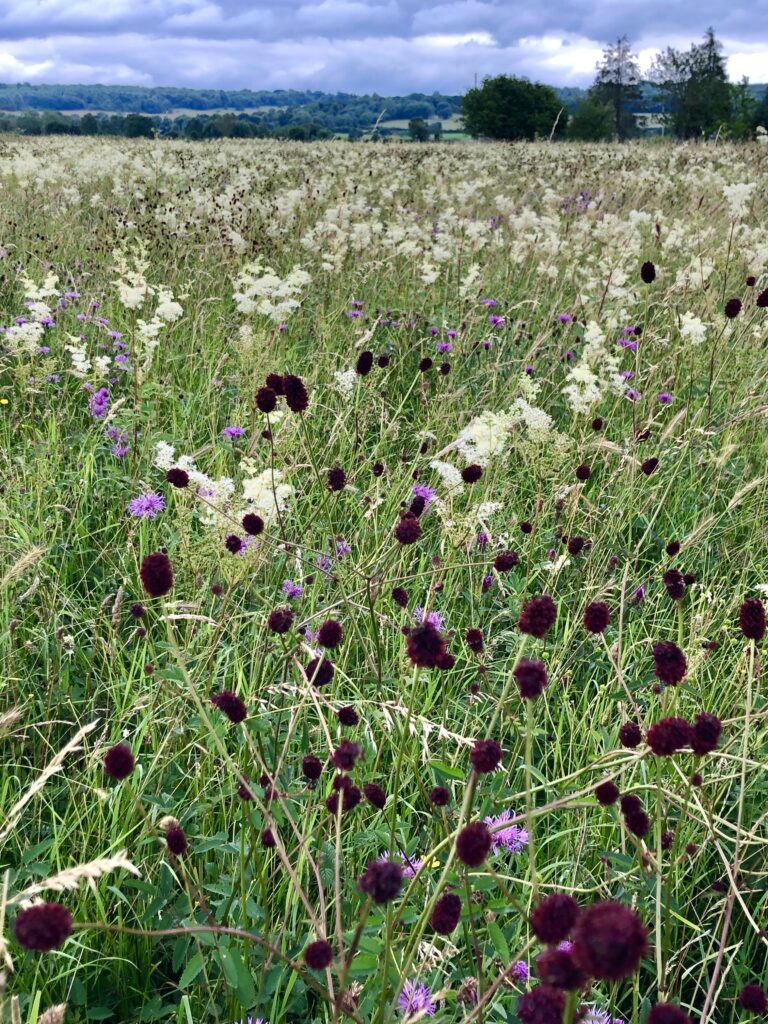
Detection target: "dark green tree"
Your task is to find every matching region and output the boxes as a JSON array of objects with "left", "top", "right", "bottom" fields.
[
  {"left": 408, "top": 117, "right": 430, "bottom": 141},
  {"left": 79, "top": 113, "right": 100, "bottom": 135},
  {"left": 567, "top": 98, "right": 614, "bottom": 141},
  {"left": 592, "top": 36, "right": 642, "bottom": 140},
  {"left": 650, "top": 28, "right": 731, "bottom": 138},
  {"left": 461, "top": 75, "right": 565, "bottom": 140},
  {"left": 124, "top": 113, "right": 155, "bottom": 138}
]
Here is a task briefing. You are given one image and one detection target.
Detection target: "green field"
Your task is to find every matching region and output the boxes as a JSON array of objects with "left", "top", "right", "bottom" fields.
[{"left": 1, "top": 137, "right": 767, "bottom": 1024}]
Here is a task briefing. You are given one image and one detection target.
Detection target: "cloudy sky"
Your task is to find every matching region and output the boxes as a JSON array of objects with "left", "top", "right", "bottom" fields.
[{"left": 0, "top": 1, "right": 766, "bottom": 94}]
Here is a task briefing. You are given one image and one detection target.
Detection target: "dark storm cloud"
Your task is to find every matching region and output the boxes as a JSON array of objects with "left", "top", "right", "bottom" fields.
[{"left": 0, "top": 0, "right": 765, "bottom": 91}]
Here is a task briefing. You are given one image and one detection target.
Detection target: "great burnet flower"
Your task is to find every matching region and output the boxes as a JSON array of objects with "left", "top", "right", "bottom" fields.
[
  {"left": 517, "top": 985, "right": 565, "bottom": 1024},
  {"left": 406, "top": 623, "right": 446, "bottom": 668},
  {"left": 583, "top": 601, "right": 610, "bottom": 634},
  {"left": 304, "top": 939, "right": 333, "bottom": 970},
  {"left": 652, "top": 641, "right": 687, "bottom": 686},
  {"left": 14, "top": 902, "right": 73, "bottom": 951},
  {"left": 530, "top": 893, "right": 579, "bottom": 944},
  {"left": 739, "top": 598, "right": 766, "bottom": 641},
  {"left": 283, "top": 374, "right": 309, "bottom": 413},
  {"left": 571, "top": 901, "right": 648, "bottom": 981},
  {"left": 139, "top": 552, "right": 173, "bottom": 598},
  {"left": 455, "top": 821, "right": 492, "bottom": 866},
  {"left": 514, "top": 659, "right": 548, "bottom": 699},
  {"left": 647, "top": 1005, "right": 692, "bottom": 1024},
  {"left": 103, "top": 743, "right": 135, "bottom": 780},
  {"left": 431, "top": 892, "right": 462, "bottom": 934},
  {"left": 210, "top": 690, "right": 247, "bottom": 724},
  {"left": 646, "top": 717, "right": 691, "bottom": 756},
  {"left": 255, "top": 386, "right": 277, "bottom": 413},
  {"left": 317, "top": 619, "right": 343, "bottom": 648},
  {"left": 640, "top": 261, "right": 656, "bottom": 284},
  {"left": 358, "top": 858, "right": 403, "bottom": 903},
  {"left": 518, "top": 595, "right": 557, "bottom": 638},
  {"left": 469, "top": 738, "right": 502, "bottom": 773},
  {"left": 394, "top": 514, "right": 421, "bottom": 544}
]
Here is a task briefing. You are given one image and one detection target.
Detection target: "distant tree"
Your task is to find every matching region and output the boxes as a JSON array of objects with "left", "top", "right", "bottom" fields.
[
  {"left": 729, "top": 78, "right": 756, "bottom": 140},
  {"left": 79, "top": 113, "right": 100, "bottom": 135},
  {"left": 461, "top": 75, "right": 565, "bottom": 140},
  {"left": 592, "top": 36, "right": 642, "bottom": 140},
  {"left": 408, "top": 117, "right": 430, "bottom": 141},
  {"left": 567, "top": 98, "right": 614, "bottom": 141},
  {"left": 16, "top": 111, "right": 42, "bottom": 135},
  {"left": 431, "top": 121, "right": 443, "bottom": 141},
  {"left": 124, "top": 113, "right": 154, "bottom": 138},
  {"left": 649, "top": 28, "right": 731, "bottom": 138},
  {"left": 753, "top": 87, "right": 768, "bottom": 131}
]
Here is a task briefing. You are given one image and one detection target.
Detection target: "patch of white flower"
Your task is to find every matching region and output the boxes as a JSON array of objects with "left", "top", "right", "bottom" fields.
[{"left": 233, "top": 258, "right": 311, "bottom": 321}]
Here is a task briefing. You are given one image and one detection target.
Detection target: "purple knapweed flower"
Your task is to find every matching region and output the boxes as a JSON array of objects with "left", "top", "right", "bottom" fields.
[
  {"left": 282, "top": 579, "right": 303, "bottom": 599},
  {"left": 221, "top": 425, "right": 245, "bottom": 439},
  {"left": 657, "top": 392, "right": 673, "bottom": 404},
  {"left": 558, "top": 313, "right": 572, "bottom": 323},
  {"left": 412, "top": 483, "right": 437, "bottom": 504},
  {"left": 511, "top": 960, "right": 529, "bottom": 982},
  {"left": 89, "top": 387, "right": 109, "bottom": 418},
  {"left": 397, "top": 980, "right": 436, "bottom": 1019},
  {"left": 413, "top": 607, "right": 445, "bottom": 631},
  {"left": 626, "top": 388, "right": 641, "bottom": 401},
  {"left": 488, "top": 315, "right": 505, "bottom": 328},
  {"left": 483, "top": 810, "right": 529, "bottom": 853},
  {"left": 436, "top": 341, "right": 453, "bottom": 353},
  {"left": 127, "top": 492, "right": 165, "bottom": 519}
]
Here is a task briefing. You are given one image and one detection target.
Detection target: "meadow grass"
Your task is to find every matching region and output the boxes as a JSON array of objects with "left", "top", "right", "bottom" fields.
[{"left": 0, "top": 137, "right": 767, "bottom": 1024}]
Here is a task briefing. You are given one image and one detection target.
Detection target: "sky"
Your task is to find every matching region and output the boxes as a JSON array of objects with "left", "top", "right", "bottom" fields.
[{"left": 0, "top": 1, "right": 766, "bottom": 95}]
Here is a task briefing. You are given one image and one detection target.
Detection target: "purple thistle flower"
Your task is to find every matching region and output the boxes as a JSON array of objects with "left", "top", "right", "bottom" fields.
[
  {"left": 511, "top": 960, "right": 529, "bottom": 982},
  {"left": 282, "top": 579, "right": 303, "bottom": 599},
  {"left": 428, "top": 326, "right": 439, "bottom": 337},
  {"left": 621, "top": 370, "right": 635, "bottom": 380},
  {"left": 483, "top": 810, "right": 529, "bottom": 853},
  {"left": 632, "top": 585, "right": 646, "bottom": 604},
  {"left": 89, "top": 387, "right": 109, "bottom": 418},
  {"left": 127, "top": 492, "right": 165, "bottom": 518},
  {"left": 397, "top": 980, "right": 436, "bottom": 1019},
  {"left": 111, "top": 443, "right": 129, "bottom": 459},
  {"left": 476, "top": 531, "right": 489, "bottom": 549},
  {"left": 277, "top": 322, "right": 288, "bottom": 332},
  {"left": 221, "top": 425, "right": 245, "bottom": 439},
  {"left": 412, "top": 483, "right": 437, "bottom": 504},
  {"left": 393, "top": 851, "right": 424, "bottom": 878},
  {"left": 316, "top": 554, "right": 332, "bottom": 572},
  {"left": 617, "top": 338, "right": 638, "bottom": 351},
  {"left": 413, "top": 607, "right": 445, "bottom": 631}
]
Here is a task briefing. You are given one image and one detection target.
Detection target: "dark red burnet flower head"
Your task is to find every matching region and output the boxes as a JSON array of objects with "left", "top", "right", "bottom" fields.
[
  {"left": 739, "top": 984, "right": 768, "bottom": 1013},
  {"left": 465, "top": 627, "right": 484, "bottom": 653},
  {"left": 391, "top": 586, "right": 409, "bottom": 607},
  {"left": 302, "top": 754, "right": 323, "bottom": 780},
  {"left": 337, "top": 705, "right": 358, "bottom": 726},
  {"left": 583, "top": 601, "right": 610, "bottom": 634},
  {"left": 757, "top": 288, "right": 768, "bottom": 308},
  {"left": 328, "top": 467, "right": 346, "bottom": 491},
  {"left": 624, "top": 808, "right": 650, "bottom": 838},
  {"left": 332, "top": 739, "right": 362, "bottom": 771},
  {"left": 261, "top": 827, "right": 276, "bottom": 848},
  {"left": 652, "top": 641, "right": 687, "bottom": 686},
  {"left": 461, "top": 464, "right": 483, "bottom": 483},
  {"left": 407, "top": 623, "right": 446, "bottom": 668},
  {"left": 724, "top": 297, "right": 742, "bottom": 319},
  {"left": 470, "top": 738, "right": 502, "bottom": 773},
  {"left": 325, "top": 781, "right": 361, "bottom": 814},
  {"left": 409, "top": 495, "right": 426, "bottom": 518},
  {"left": 318, "top": 619, "right": 343, "bottom": 648},
  {"left": 268, "top": 606, "right": 293, "bottom": 633},
  {"left": 641, "top": 457, "right": 659, "bottom": 476},
  {"left": 640, "top": 260, "right": 656, "bottom": 284},
  {"left": 103, "top": 743, "right": 135, "bottom": 780},
  {"left": 575, "top": 463, "right": 591, "bottom": 481},
  {"left": 419, "top": 357, "right": 433, "bottom": 372},
  {"left": 535, "top": 948, "right": 586, "bottom": 990},
  {"left": 283, "top": 374, "right": 309, "bottom": 412},
  {"left": 595, "top": 780, "right": 620, "bottom": 806},
  {"left": 140, "top": 551, "right": 173, "bottom": 598},
  {"left": 646, "top": 716, "right": 691, "bottom": 756},
  {"left": 663, "top": 569, "right": 685, "bottom": 601},
  {"left": 530, "top": 892, "right": 579, "bottom": 944},
  {"left": 166, "top": 467, "right": 189, "bottom": 488},
  {"left": 455, "top": 821, "right": 492, "bottom": 867},
  {"left": 431, "top": 892, "right": 462, "bottom": 934},
  {"left": 211, "top": 690, "right": 247, "bottom": 724},
  {"left": 592, "top": 417, "right": 603, "bottom": 431},
  {"left": 620, "top": 793, "right": 641, "bottom": 815},
  {"left": 394, "top": 514, "right": 421, "bottom": 544},
  {"left": 571, "top": 900, "right": 648, "bottom": 980},
  {"left": 363, "top": 782, "right": 386, "bottom": 809},
  {"left": 356, "top": 350, "right": 374, "bottom": 376},
  {"left": 518, "top": 595, "right": 557, "bottom": 638},
  {"left": 566, "top": 536, "right": 585, "bottom": 556},
  {"left": 225, "top": 534, "right": 244, "bottom": 554},
  {"left": 255, "top": 386, "right": 277, "bottom": 413},
  {"left": 494, "top": 550, "right": 519, "bottom": 572},
  {"left": 165, "top": 824, "right": 188, "bottom": 856},
  {"left": 690, "top": 711, "right": 722, "bottom": 755},
  {"left": 619, "top": 721, "right": 642, "bottom": 748},
  {"left": 305, "top": 939, "right": 334, "bottom": 970},
  {"left": 429, "top": 785, "right": 450, "bottom": 806},
  {"left": 265, "top": 372, "right": 285, "bottom": 394},
  {"left": 14, "top": 902, "right": 73, "bottom": 951},
  {"left": 666, "top": 540, "right": 680, "bottom": 556},
  {"left": 358, "top": 858, "right": 403, "bottom": 903},
  {"left": 517, "top": 986, "right": 565, "bottom": 1024},
  {"left": 739, "top": 598, "right": 766, "bottom": 641},
  {"left": 514, "top": 659, "right": 548, "bottom": 699},
  {"left": 242, "top": 512, "right": 264, "bottom": 536},
  {"left": 647, "top": 1005, "right": 692, "bottom": 1024},
  {"left": 305, "top": 656, "right": 334, "bottom": 687}
]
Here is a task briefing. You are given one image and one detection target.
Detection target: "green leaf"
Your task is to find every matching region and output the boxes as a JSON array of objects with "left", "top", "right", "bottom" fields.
[
  {"left": 486, "top": 921, "right": 510, "bottom": 962},
  {"left": 178, "top": 951, "right": 205, "bottom": 989}
]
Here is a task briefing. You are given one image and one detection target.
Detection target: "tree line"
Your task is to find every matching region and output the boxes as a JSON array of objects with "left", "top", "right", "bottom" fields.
[{"left": 462, "top": 28, "right": 768, "bottom": 142}]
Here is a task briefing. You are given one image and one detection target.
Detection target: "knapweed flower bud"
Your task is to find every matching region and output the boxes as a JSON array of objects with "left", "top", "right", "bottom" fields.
[
  {"left": 647, "top": 1005, "right": 692, "bottom": 1024},
  {"left": 646, "top": 716, "right": 691, "bottom": 755},
  {"left": 305, "top": 657, "right": 334, "bottom": 687},
  {"left": 327, "top": 467, "right": 346, "bottom": 491},
  {"left": 363, "top": 782, "right": 386, "bottom": 809},
  {"left": 595, "top": 780, "right": 620, "bottom": 805}
]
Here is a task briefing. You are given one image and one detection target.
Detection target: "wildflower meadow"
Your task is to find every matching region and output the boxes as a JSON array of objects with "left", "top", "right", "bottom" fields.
[{"left": 2, "top": 136, "right": 768, "bottom": 1024}]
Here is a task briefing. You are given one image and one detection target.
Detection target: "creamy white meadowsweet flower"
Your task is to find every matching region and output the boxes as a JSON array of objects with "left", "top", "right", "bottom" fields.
[
  {"left": 680, "top": 311, "right": 707, "bottom": 346},
  {"left": 6, "top": 320, "right": 46, "bottom": 356},
  {"left": 233, "top": 258, "right": 311, "bottom": 321},
  {"left": 429, "top": 460, "right": 464, "bottom": 492},
  {"left": 333, "top": 368, "right": 357, "bottom": 395},
  {"left": 65, "top": 343, "right": 92, "bottom": 378},
  {"left": 152, "top": 442, "right": 176, "bottom": 470},
  {"left": 154, "top": 288, "right": 183, "bottom": 322},
  {"left": 722, "top": 182, "right": 756, "bottom": 219},
  {"left": 542, "top": 554, "right": 571, "bottom": 572},
  {"left": 513, "top": 397, "right": 553, "bottom": 436},
  {"left": 241, "top": 467, "right": 293, "bottom": 522},
  {"left": 455, "top": 410, "right": 515, "bottom": 465}
]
